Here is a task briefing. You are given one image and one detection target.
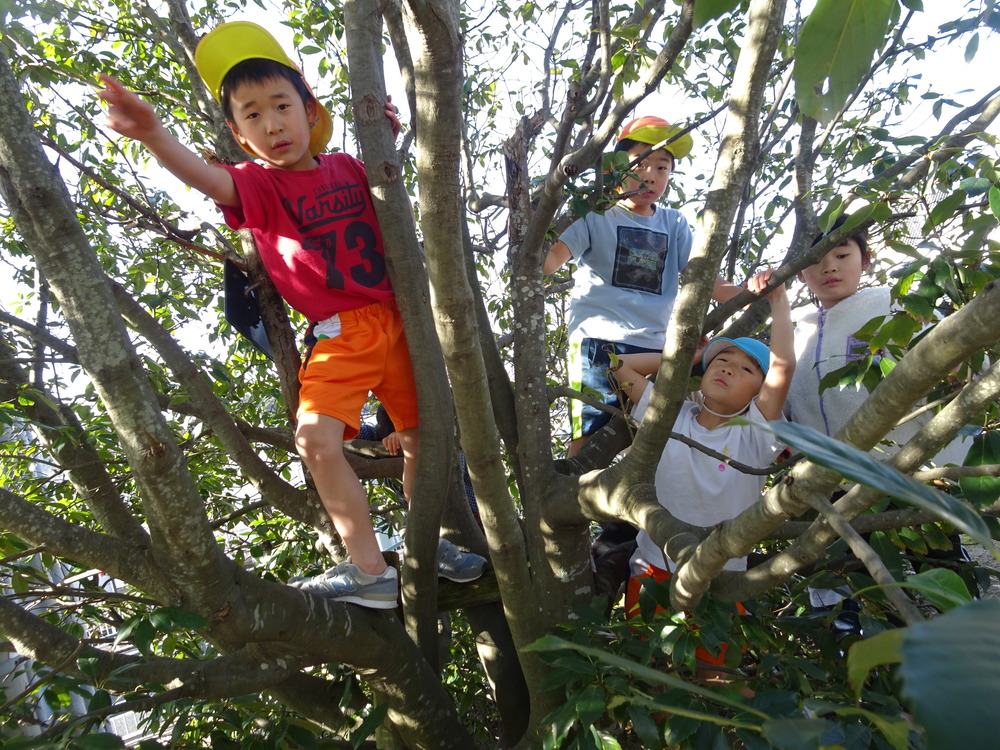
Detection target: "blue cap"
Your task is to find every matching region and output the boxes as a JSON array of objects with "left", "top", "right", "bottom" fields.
[{"left": 702, "top": 337, "right": 770, "bottom": 376}]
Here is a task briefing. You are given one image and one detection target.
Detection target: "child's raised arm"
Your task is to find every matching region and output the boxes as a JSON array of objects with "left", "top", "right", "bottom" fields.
[
  {"left": 98, "top": 75, "right": 240, "bottom": 208},
  {"left": 747, "top": 270, "right": 794, "bottom": 421},
  {"left": 544, "top": 240, "right": 572, "bottom": 275}
]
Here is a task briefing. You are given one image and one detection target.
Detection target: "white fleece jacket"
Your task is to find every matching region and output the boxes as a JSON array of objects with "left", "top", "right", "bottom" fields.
[{"left": 787, "top": 286, "right": 969, "bottom": 465}]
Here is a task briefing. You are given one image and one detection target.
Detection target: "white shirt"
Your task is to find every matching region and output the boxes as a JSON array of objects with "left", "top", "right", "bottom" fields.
[{"left": 631, "top": 389, "right": 786, "bottom": 572}]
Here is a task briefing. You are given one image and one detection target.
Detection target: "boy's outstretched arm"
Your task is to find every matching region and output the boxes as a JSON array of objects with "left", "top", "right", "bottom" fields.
[
  {"left": 98, "top": 75, "right": 240, "bottom": 208},
  {"left": 748, "top": 270, "right": 794, "bottom": 421}
]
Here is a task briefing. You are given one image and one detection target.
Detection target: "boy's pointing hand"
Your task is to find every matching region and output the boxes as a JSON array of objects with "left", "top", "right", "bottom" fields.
[{"left": 97, "top": 74, "right": 164, "bottom": 142}]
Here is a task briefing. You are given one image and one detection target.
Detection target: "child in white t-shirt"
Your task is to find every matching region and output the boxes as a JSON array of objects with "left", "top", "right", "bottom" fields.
[{"left": 618, "top": 272, "right": 793, "bottom": 670}]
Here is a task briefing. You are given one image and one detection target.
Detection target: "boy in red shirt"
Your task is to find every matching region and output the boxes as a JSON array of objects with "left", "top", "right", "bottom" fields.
[{"left": 99, "top": 21, "right": 484, "bottom": 607}]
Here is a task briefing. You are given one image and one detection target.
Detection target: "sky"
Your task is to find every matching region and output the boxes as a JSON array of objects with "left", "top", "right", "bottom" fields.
[
  {"left": 158, "top": 3, "right": 1000, "bottom": 224},
  {"left": 3, "top": 3, "right": 999, "bottom": 320}
]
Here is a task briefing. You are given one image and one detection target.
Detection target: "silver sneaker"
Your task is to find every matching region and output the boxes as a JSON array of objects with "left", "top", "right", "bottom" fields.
[
  {"left": 290, "top": 562, "right": 398, "bottom": 609},
  {"left": 437, "top": 538, "right": 487, "bottom": 583}
]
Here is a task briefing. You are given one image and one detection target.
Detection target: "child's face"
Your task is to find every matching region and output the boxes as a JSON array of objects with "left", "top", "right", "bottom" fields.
[
  {"left": 620, "top": 143, "right": 674, "bottom": 216},
  {"left": 227, "top": 76, "right": 318, "bottom": 171},
  {"left": 799, "top": 238, "right": 868, "bottom": 308},
  {"left": 700, "top": 346, "right": 765, "bottom": 414}
]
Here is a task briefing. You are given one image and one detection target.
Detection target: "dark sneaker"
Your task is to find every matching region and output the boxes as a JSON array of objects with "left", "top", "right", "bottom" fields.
[
  {"left": 290, "top": 562, "right": 398, "bottom": 609},
  {"left": 437, "top": 538, "right": 487, "bottom": 583}
]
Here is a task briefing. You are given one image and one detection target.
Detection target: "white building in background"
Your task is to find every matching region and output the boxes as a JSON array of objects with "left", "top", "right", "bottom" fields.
[
  {"left": 0, "top": 561, "right": 156, "bottom": 744},
  {"left": 0, "top": 423, "right": 153, "bottom": 745}
]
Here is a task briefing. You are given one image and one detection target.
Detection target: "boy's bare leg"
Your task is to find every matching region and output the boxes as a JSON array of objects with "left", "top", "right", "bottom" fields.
[
  {"left": 396, "top": 426, "right": 418, "bottom": 500},
  {"left": 295, "top": 413, "right": 387, "bottom": 576}
]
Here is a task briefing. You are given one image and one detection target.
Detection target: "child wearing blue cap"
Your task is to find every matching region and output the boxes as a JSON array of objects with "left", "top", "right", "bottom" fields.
[{"left": 619, "top": 271, "right": 794, "bottom": 671}]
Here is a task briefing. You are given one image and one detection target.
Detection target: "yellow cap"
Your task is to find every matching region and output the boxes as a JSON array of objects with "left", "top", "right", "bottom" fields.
[
  {"left": 618, "top": 116, "right": 694, "bottom": 160},
  {"left": 194, "top": 21, "right": 332, "bottom": 158}
]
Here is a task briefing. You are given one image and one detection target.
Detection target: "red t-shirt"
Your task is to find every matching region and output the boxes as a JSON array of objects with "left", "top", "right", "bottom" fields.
[{"left": 218, "top": 154, "right": 395, "bottom": 322}]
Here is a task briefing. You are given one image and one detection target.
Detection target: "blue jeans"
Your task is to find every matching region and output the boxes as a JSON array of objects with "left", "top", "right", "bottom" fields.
[{"left": 568, "top": 337, "right": 659, "bottom": 439}]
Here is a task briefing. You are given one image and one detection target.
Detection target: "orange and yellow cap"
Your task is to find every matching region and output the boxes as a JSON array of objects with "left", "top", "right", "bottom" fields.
[
  {"left": 618, "top": 116, "right": 694, "bottom": 160},
  {"left": 194, "top": 21, "right": 332, "bottom": 158}
]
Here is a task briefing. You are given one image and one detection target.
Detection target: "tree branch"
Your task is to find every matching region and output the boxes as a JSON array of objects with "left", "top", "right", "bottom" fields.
[{"left": 804, "top": 493, "right": 924, "bottom": 625}]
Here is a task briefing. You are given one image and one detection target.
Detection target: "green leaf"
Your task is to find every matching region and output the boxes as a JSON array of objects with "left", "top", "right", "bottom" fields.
[
  {"left": 113, "top": 615, "right": 144, "bottom": 649},
  {"left": 349, "top": 704, "right": 389, "bottom": 749},
  {"left": 132, "top": 619, "right": 156, "bottom": 655},
  {"left": 846, "top": 627, "right": 903, "bottom": 694},
  {"left": 928, "top": 190, "right": 965, "bottom": 227},
  {"left": 760, "top": 717, "right": 842, "bottom": 750},
  {"left": 804, "top": 699, "right": 909, "bottom": 750},
  {"left": 960, "top": 431, "right": 1000, "bottom": 507},
  {"left": 761, "top": 420, "right": 996, "bottom": 549},
  {"left": 989, "top": 186, "right": 1000, "bottom": 221},
  {"left": 692, "top": 0, "right": 742, "bottom": 28},
  {"left": 819, "top": 197, "right": 844, "bottom": 232},
  {"left": 869, "top": 531, "right": 904, "bottom": 580},
  {"left": 920, "top": 522, "right": 955, "bottom": 552},
  {"left": 148, "top": 607, "right": 207, "bottom": 632},
  {"left": 840, "top": 200, "right": 892, "bottom": 234},
  {"left": 589, "top": 726, "right": 623, "bottom": 750},
  {"left": 628, "top": 705, "right": 660, "bottom": 747},
  {"left": 88, "top": 689, "right": 112, "bottom": 712},
  {"left": 965, "top": 32, "right": 980, "bottom": 63},
  {"left": 903, "top": 568, "right": 972, "bottom": 611},
  {"left": 959, "top": 176, "right": 992, "bottom": 196},
  {"left": 77, "top": 656, "right": 103, "bottom": 680},
  {"left": 897, "top": 525, "right": 928, "bottom": 554},
  {"left": 794, "top": 0, "right": 896, "bottom": 122},
  {"left": 575, "top": 684, "right": 607, "bottom": 727},
  {"left": 880, "top": 313, "right": 919, "bottom": 348},
  {"left": 71, "top": 735, "right": 126, "bottom": 749},
  {"left": 899, "top": 599, "right": 1000, "bottom": 749},
  {"left": 900, "top": 292, "right": 935, "bottom": 321}
]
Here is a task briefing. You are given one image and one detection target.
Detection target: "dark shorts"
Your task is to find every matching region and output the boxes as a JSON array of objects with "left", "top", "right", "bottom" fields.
[{"left": 568, "top": 337, "right": 659, "bottom": 439}]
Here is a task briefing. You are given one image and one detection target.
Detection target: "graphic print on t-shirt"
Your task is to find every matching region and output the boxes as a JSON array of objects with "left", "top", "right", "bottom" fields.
[
  {"left": 284, "top": 180, "right": 387, "bottom": 292},
  {"left": 611, "top": 226, "right": 669, "bottom": 293}
]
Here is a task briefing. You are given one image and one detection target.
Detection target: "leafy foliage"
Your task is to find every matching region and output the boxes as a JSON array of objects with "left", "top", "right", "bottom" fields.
[
  {"left": 761, "top": 420, "right": 995, "bottom": 550},
  {"left": 528, "top": 578, "right": 920, "bottom": 750}
]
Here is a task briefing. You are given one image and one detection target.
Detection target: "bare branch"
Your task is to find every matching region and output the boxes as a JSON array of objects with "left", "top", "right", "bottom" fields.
[{"left": 804, "top": 493, "right": 924, "bottom": 625}]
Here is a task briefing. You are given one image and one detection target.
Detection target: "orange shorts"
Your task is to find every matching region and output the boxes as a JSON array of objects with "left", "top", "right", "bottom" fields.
[
  {"left": 625, "top": 564, "right": 746, "bottom": 668},
  {"left": 297, "top": 299, "right": 419, "bottom": 439}
]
